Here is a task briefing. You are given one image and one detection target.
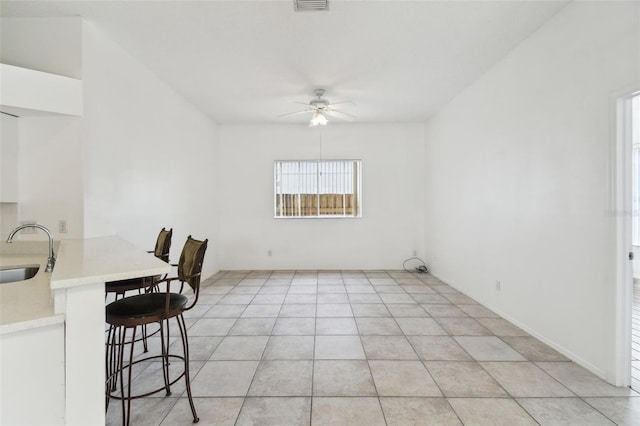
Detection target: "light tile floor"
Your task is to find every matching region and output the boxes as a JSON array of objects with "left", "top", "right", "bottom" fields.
[{"left": 106, "top": 270, "right": 640, "bottom": 425}]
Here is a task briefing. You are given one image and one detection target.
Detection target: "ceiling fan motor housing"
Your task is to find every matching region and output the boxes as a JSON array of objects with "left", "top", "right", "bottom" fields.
[{"left": 310, "top": 98, "right": 329, "bottom": 109}]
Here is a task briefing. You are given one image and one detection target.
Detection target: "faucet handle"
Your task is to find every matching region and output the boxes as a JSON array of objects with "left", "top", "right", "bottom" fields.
[{"left": 45, "top": 256, "right": 56, "bottom": 273}]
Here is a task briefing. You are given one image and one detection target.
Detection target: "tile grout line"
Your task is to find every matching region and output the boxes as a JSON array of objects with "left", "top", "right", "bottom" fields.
[{"left": 114, "top": 269, "right": 636, "bottom": 426}]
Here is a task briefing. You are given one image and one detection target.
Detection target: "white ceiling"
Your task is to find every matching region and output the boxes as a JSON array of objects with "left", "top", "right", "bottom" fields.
[{"left": 1, "top": 0, "right": 570, "bottom": 124}]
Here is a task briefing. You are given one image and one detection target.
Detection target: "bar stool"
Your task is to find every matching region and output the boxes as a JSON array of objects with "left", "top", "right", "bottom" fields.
[
  {"left": 105, "top": 236, "right": 207, "bottom": 425},
  {"left": 105, "top": 227, "right": 172, "bottom": 386},
  {"left": 105, "top": 227, "right": 173, "bottom": 300}
]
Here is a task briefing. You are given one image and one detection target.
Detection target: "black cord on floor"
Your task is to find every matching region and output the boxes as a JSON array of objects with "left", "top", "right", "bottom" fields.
[{"left": 403, "top": 256, "right": 428, "bottom": 274}]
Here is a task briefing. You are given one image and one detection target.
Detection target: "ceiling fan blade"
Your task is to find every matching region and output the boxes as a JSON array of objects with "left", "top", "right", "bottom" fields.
[
  {"left": 294, "top": 102, "right": 313, "bottom": 107},
  {"left": 325, "top": 109, "right": 356, "bottom": 121},
  {"left": 328, "top": 100, "right": 355, "bottom": 107},
  {"left": 278, "top": 109, "right": 314, "bottom": 117}
]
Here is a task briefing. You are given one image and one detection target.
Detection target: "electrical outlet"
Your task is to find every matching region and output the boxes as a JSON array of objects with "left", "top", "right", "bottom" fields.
[
  {"left": 20, "top": 220, "right": 37, "bottom": 234},
  {"left": 268, "top": 250, "right": 272, "bottom": 257},
  {"left": 496, "top": 280, "right": 501, "bottom": 291},
  {"left": 59, "top": 220, "right": 68, "bottom": 234}
]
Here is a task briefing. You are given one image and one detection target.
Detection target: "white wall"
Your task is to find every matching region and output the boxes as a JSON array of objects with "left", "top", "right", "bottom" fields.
[
  {"left": 0, "top": 114, "right": 19, "bottom": 238},
  {"left": 1, "top": 114, "right": 19, "bottom": 203},
  {"left": 0, "top": 17, "right": 82, "bottom": 79},
  {"left": 19, "top": 116, "right": 84, "bottom": 239},
  {"left": 218, "top": 123, "right": 425, "bottom": 270},
  {"left": 423, "top": 1, "right": 639, "bottom": 382},
  {"left": 81, "top": 22, "right": 220, "bottom": 277},
  {"left": 1, "top": 18, "right": 85, "bottom": 241},
  {"left": 1, "top": 18, "right": 219, "bottom": 275}
]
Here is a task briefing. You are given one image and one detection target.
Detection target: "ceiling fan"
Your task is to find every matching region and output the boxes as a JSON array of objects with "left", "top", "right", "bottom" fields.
[{"left": 279, "top": 88, "right": 356, "bottom": 127}]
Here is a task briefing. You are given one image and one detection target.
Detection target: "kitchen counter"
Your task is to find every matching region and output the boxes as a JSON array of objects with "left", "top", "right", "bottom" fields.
[
  {"left": 0, "top": 236, "right": 170, "bottom": 334},
  {"left": 51, "top": 236, "right": 171, "bottom": 289},
  {"left": 0, "top": 235, "right": 171, "bottom": 425},
  {"left": 0, "top": 251, "right": 62, "bottom": 334}
]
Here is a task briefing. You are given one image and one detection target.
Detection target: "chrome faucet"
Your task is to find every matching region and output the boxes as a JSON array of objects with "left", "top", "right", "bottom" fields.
[{"left": 7, "top": 224, "right": 56, "bottom": 272}]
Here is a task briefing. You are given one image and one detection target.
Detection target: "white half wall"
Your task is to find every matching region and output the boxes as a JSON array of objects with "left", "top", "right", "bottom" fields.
[
  {"left": 218, "top": 124, "right": 425, "bottom": 270},
  {"left": 81, "top": 22, "right": 220, "bottom": 277},
  {"left": 423, "top": 1, "right": 639, "bottom": 381}
]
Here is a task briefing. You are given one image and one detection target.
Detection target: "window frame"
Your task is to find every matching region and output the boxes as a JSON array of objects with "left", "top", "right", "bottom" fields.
[{"left": 273, "top": 159, "right": 362, "bottom": 219}]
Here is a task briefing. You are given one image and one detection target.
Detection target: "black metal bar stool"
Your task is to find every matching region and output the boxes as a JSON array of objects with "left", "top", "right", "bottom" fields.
[
  {"left": 105, "top": 227, "right": 173, "bottom": 393},
  {"left": 105, "top": 236, "right": 207, "bottom": 426},
  {"left": 105, "top": 227, "right": 172, "bottom": 300}
]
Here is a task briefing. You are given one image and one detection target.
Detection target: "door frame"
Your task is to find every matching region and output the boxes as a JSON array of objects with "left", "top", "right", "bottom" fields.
[{"left": 613, "top": 88, "right": 638, "bottom": 387}]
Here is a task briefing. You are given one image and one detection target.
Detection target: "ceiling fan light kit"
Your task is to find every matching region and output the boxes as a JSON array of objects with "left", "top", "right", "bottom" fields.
[
  {"left": 279, "top": 88, "right": 356, "bottom": 127},
  {"left": 309, "top": 111, "right": 328, "bottom": 127}
]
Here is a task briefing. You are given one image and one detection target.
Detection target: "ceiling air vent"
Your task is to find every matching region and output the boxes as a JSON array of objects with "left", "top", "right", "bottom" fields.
[{"left": 295, "top": 0, "right": 328, "bottom": 12}]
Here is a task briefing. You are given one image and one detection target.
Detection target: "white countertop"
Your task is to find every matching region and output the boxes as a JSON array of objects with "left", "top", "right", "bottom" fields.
[
  {"left": 50, "top": 236, "right": 170, "bottom": 289},
  {"left": 0, "top": 236, "right": 171, "bottom": 334},
  {"left": 0, "top": 252, "right": 62, "bottom": 334}
]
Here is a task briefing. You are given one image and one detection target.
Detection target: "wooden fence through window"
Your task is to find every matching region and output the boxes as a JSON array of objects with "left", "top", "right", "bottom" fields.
[{"left": 276, "top": 193, "right": 359, "bottom": 217}]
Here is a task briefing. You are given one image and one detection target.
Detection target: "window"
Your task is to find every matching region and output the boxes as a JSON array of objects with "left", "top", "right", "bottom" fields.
[{"left": 274, "top": 160, "right": 362, "bottom": 218}]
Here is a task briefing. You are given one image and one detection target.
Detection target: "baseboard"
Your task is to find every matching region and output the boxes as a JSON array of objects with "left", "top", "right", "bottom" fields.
[
  {"left": 429, "top": 272, "right": 609, "bottom": 382},
  {"left": 204, "top": 269, "right": 224, "bottom": 281}
]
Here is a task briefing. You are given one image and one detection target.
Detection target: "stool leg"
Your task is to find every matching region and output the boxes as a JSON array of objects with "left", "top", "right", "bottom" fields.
[
  {"left": 120, "top": 326, "right": 137, "bottom": 426},
  {"left": 139, "top": 286, "right": 149, "bottom": 353},
  {"left": 105, "top": 324, "right": 115, "bottom": 411},
  {"left": 159, "top": 320, "right": 172, "bottom": 396},
  {"left": 108, "top": 325, "right": 121, "bottom": 392},
  {"left": 116, "top": 325, "right": 127, "bottom": 426},
  {"left": 142, "top": 324, "right": 149, "bottom": 353},
  {"left": 177, "top": 314, "right": 199, "bottom": 423}
]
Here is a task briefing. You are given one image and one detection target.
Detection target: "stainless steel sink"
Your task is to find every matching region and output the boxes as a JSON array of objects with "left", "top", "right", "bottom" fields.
[{"left": 0, "top": 265, "right": 40, "bottom": 284}]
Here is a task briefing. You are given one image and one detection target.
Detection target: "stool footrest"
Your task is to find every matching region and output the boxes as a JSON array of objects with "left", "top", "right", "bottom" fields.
[{"left": 105, "top": 354, "right": 186, "bottom": 400}]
